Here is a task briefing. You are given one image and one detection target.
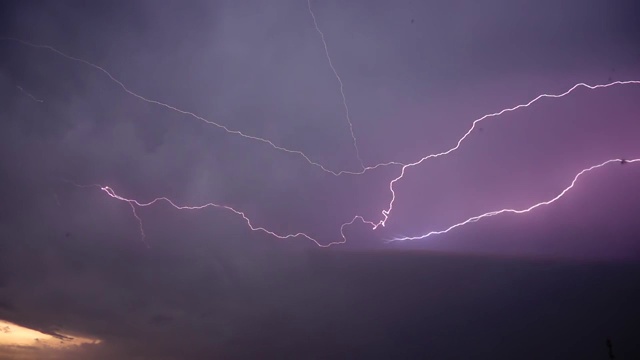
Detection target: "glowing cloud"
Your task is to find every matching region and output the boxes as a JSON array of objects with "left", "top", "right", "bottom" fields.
[{"left": 0, "top": 320, "right": 100, "bottom": 349}]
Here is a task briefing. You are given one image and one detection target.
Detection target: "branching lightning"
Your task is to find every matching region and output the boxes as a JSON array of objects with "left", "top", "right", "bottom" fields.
[
  {"left": 372, "top": 80, "right": 640, "bottom": 231},
  {"left": 99, "top": 185, "right": 348, "bottom": 248},
  {"left": 388, "top": 158, "right": 640, "bottom": 242},
  {"left": 307, "top": 0, "right": 365, "bottom": 170},
  {"left": 83, "top": 157, "right": 639, "bottom": 248},
  {"left": 127, "top": 200, "right": 149, "bottom": 248},
  {"left": 1, "top": 37, "right": 384, "bottom": 176},
  {"left": 5, "top": 35, "right": 640, "bottom": 248}
]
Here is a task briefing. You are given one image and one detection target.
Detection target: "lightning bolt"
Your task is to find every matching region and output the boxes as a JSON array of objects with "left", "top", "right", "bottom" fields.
[
  {"left": 308, "top": 0, "right": 365, "bottom": 170},
  {"left": 88, "top": 157, "right": 638, "bottom": 247},
  {"left": 388, "top": 158, "right": 639, "bottom": 242},
  {"left": 4, "top": 36, "right": 635, "bottom": 177},
  {"left": 6, "top": 37, "right": 640, "bottom": 247},
  {"left": 98, "top": 185, "right": 350, "bottom": 248},
  {"left": 16, "top": 85, "right": 44, "bottom": 103},
  {"left": 61, "top": 181, "right": 151, "bottom": 247},
  {"left": 0, "top": 37, "right": 380, "bottom": 176},
  {"left": 66, "top": 77, "right": 640, "bottom": 246},
  {"left": 127, "top": 201, "right": 149, "bottom": 248},
  {"left": 370, "top": 80, "right": 640, "bottom": 231}
]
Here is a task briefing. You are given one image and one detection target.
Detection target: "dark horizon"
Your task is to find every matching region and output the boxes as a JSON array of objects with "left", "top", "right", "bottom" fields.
[{"left": 2, "top": 248, "right": 640, "bottom": 359}]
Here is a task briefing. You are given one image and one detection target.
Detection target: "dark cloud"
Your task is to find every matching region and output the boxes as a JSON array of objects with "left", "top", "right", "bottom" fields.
[{"left": 1, "top": 0, "right": 640, "bottom": 359}]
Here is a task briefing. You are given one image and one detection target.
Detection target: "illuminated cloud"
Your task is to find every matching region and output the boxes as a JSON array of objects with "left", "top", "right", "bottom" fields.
[{"left": 0, "top": 320, "right": 99, "bottom": 347}]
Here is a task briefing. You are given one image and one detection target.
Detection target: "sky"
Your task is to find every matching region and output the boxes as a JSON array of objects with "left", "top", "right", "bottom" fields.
[{"left": 1, "top": 0, "right": 640, "bottom": 359}]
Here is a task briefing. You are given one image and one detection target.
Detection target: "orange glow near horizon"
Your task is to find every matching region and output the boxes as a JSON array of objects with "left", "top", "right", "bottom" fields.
[{"left": 0, "top": 320, "right": 100, "bottom": 349}]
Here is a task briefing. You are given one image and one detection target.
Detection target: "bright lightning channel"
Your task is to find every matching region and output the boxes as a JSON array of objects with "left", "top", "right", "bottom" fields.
[
  {"left": 388, "top": 158, "right": 640, "bottom": 242},
  {"left": 93, "top": 158, "right": 637, "bottom": 247},
  {"left": 308, "top": 0, "right": 365, "bottom": 170},
  {"left": 7, "top": 38, "right": 640, "bottom": 247},
  {"left": 98, "top": 185, "right": 351, "bottom": 248},
  {"left": 75, "top": 78, "right": 640, "bottom": 246},
  {"left": 369, "top": 80, "right": 640, "bottom": 231}
]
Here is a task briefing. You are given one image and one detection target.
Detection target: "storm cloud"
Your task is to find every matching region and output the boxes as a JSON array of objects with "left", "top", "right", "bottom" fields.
[{"left": 1, "top": 0, "right": 640, "bottom": 359}]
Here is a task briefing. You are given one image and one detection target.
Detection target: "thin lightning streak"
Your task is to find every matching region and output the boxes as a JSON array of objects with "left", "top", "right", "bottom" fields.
[
  {"left": 16, "top": 85, "right": 44, "bottom": 102},
  {"left": 1, "top": 37, "right": 377, "bottom": 176},
  {"left": 81, "top": 157, "right": 638, "bottom": 247},
  {"left": 61, "top": 78, "right": 639, "bottom": 247},
  {"left": 66, "top": 182, "right": 375, "bottom": 247},
  {"left": 370, "top": 80, "right": 640, "bottom": 230},
  {"left": 388, "top": 158, "right": 640, "bottom": 242},
  {"left": 3, "top": 38, "right": 638, "bottom": 181},
  {"left": 307, "top": 0, "right": 365, "bottom": 170},
  {"left": 97, "top": 185, "right": 350, "bottom": 248},
  {"left": 59, "top": 181, "right": 149, "bottom": 247},
  {"left": 127, "top": 202, "right": 149, "bottom": 248},
  {"left": 11, "top": 37, "right": 639, "bottom": 246},
  {"left": 401, "top": 80, "right": 640, "bottom": 167}
]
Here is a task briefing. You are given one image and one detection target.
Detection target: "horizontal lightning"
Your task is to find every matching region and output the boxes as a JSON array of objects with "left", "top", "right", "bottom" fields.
[
  {"left": 90, "top": 158, "right": 638, "bottom": 247},
  {"left": 1, "top": 37, "right": 381, "bottom": 176},
  {"left": 7, "top": 38, "right": 639, "bottom": 247},
  {"left": 388, "top": 158, "right": 639, "bottom": 242},
  {"left": 98, "top": 185, "right": 350, "bottom": 248},
  {"left": 372, "top": 80, "right": 640, "bottom": 231},
  {"left": 4, "top": 37, "right": 637, "bottom": 179},
  {"left": 74, "top": 77, "right": 640, "bottom": 246}
]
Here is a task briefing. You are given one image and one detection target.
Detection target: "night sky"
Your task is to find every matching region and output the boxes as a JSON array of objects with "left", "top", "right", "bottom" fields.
[{"left": 1, "top": 0, "right": 640, "bottom": 359}]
